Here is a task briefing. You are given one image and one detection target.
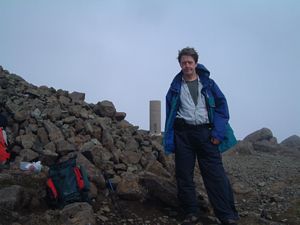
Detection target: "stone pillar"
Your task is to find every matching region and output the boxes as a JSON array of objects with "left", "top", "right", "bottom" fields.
[{"left": 149, "top": 100, "right": 161, "bottom": 135}]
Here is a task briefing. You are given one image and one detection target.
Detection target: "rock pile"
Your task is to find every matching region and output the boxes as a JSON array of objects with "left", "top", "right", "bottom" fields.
[{"left": 0, "top": 66, "right": 179, "bottom": 225}]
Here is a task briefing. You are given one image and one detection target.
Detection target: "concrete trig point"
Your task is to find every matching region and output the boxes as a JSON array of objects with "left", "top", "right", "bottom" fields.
[{"left": 149, "top": 100, "right": 161, "bottom": 136}]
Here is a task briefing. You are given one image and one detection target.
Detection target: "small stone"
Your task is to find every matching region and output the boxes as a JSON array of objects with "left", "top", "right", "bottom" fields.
[
  {"left": 97, "top": 215, "right": 109, "bottom": 222},
  {"left": 101, "top": 205, "right": 111, "bottom": 213},
  {"left": 239, "top": 211, "right": 249, "bottom": 217}
]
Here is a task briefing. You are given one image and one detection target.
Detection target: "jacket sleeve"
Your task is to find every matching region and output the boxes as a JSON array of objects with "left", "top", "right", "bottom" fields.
[
  {"left": 163, "top": 87, "right": 176, "bottom": 154},
  {"left": 210, "top": 80, "right": 229, "bottom": 141},
  {"left": 165, "top": 88, "right": 172, "bottom": 123}
]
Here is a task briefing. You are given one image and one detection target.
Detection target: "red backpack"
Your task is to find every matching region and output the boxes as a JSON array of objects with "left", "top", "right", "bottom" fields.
[{"left": 0, "top": 127, "right": 10, "bottom": 163}]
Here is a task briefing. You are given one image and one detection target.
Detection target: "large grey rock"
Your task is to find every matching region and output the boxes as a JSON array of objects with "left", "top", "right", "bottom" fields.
[
  {"left": 20, "top": 133, "right": 37, "bottom": 149},
  {"left": 69, "top": 91, "right": 85, "bottom": 103},
  {"left": 59, "top": 202, "right": 95, "bottom": 225},
  {"left": 25, "top": 87, "right": 41, "bottom": 98},
  {"left": 43, "top": 120, "right": 64, "bottom": 142},
  {"left": 101, "top": 129, "right": 114, "bottom": 150},
  {"left": 5, "top": 99, "right": 19, "bottom": 114},
  {"left": 124, "top": 137, "right": 139, "bottom": 152},
  {"left": 43, "top": 105, "right": 62, "bottom": 121},
  {"left": 44, "top": 141, "right": 57, "bottom": 152},
  {"left": 63, "top": 116, "right": 77, "bottom": 124},
  {"left": 18, "top": 148, "right": 39, "bottom": 161},
  {"left": 99, "top": 148, "right": 114, "bottom": 162},
  {"left": 58, "top": 95, "right": 71, "bottom": 106},
  {"left": 56, "top": 140, "right": 76, "bottom": 155},
  {"left": 39, "top": 149, "right": 59, "bottom": 165},
  {"left": 114, "top": 111, "right": 126, "bottom": 121},
  {"left": 116, "top": 120, "right": 133, "bottom": 129},
  {"left": 68, "top": 105, "right": 83, "bottom": 117},
  {"left": 119, "top": 151, "right": 142, "bottom": 165},
  {"left": 243, "top": 128, "right": 276, "bottom": 143},
  {"left": 139, "top": 172, "right": 178, "bottom": 207},
  {"left": 14, "top": 110, "right": 28, "bottom": 122},
  {"left": 116, "top": 173, "right": 146, "bottom": 201},
  {"left": 280, "top": 135, "right": 300, "bottom": 150},
  {"left": 84, "top": 122, "right": 94, "bottom": 134},
  {"left": 140, "top": 152, "right": 157, "bottom": 168},
  {"left": 94, "top": 117, "right": 112, "bottom": 130},
  {"left": 253, "top": 140, "right": 280, "bottom": 152},
  {"left": 227, "top": 141, "right": 255, "bottom": 155},
  {"left": 145, "top": 160, "right": 172, "bottom": 178},
  {"left": 94, "top": 100, "right": 116, "bottom": 118},
  {"left": 0, "top": 173, "right": 14, "bottom": 184},
  {"left": 79, "top": 108, "right": 89, "bottom": 119},
  {"left": 0, "top": 185, "right": 24, "bottom": 210},
  {"left": 37, "top": 127, "right": 49, "bottom": 145},
  {"left": 31, "top": 108, "right": 42, "bottom": 119}
]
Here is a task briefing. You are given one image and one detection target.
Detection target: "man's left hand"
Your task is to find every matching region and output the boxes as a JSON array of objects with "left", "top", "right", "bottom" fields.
[{"left": 211, "top": 137, "right": 220, "bottom": 145}]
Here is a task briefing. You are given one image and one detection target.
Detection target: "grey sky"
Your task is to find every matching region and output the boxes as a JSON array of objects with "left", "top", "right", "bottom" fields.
[{"left": 1, "top": 0, "right": 299, "bottom": 141}]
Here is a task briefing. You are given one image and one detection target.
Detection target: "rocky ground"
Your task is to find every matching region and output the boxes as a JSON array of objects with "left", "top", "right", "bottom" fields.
[
  {"left": 92, "top": 141, "right": 300, "bottom": 225},
  {"left": 1, "top": 143, "right": 299, "bottom": 225},
  {"left": 223, "top": 145, "right": 300, "bottom": 225},
  {"left": 0, "top": 66, "right": 299, "bottom": 225}
]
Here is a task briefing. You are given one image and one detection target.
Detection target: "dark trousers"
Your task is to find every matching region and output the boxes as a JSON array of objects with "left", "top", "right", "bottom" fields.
[{"left": 174, "top": 123, "right": 239, "bottom": 221}]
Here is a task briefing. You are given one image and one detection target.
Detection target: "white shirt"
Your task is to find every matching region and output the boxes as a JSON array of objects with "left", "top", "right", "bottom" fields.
[{"left": 177, "top": 76, "right": 209, "bottom": 125}]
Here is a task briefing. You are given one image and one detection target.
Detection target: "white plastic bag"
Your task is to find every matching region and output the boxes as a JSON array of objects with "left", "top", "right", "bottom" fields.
[{"left": 20, "top": 161, "right": 42, "bottom": 173}]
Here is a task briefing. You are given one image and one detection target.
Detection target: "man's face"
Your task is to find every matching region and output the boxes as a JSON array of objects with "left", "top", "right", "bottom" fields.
[{"left": 179, "top": 55, "right": 197, "bottom": 76}]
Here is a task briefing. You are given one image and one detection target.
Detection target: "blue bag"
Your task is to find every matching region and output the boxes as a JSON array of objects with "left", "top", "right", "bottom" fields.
[
  {"left": 218, "top": 123, "right": 237, "bottom": 153},
  {"left": 206, "top": 96, "right": 237, "bottom": 153}
]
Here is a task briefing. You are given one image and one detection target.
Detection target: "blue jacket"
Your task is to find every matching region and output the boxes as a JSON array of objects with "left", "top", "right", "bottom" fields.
[{"left": 163, "top": 64, "right": 230, "bottom": 154}]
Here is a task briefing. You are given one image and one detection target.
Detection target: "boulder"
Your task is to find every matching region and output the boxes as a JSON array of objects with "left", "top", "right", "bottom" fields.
[
  {"left": 119, "top": 151, "right": 142, "bottom": 165},
  {"left": 243, "top": 128, "right": 275, "bottom": 143},
  {"left": 139, "top": 172, "right": 178, "bottom": 207},
  {"left": 226, "top": 141, "right": 255, "bottom": 155},
  {"left": 145, "top": 160, "right": 172, "bottom": 178},
  {"left": 94, "top": 100, "right": 116, "bottom": 118},
  {"left": 43, "top": 120, "right": 64, "bottom": 142},
  {"left": 115, "top": 112, "right": 126, "bottom": 121},
  {"left": 59, "top": 202, "right": 96, "bottom": 225},
  {"left": 253, "top": 140, "right": 280, "bottom": 152},
  {"left": 56, "top": 140, "right": 77, "bottom": 155},
  {"left": 14, "top": 110, "right": 28, "bottom": 122},
  {"left": 69, "top": 91, "right": 85, "bottom": 103},
  {"left": 0, "top": 185, "right": 24, "bottom": 210},
  {"left": 18, "top": 149, "right": 39, "bottom": 162},
  {"left": 116, "top": 173, "right": 146, "bottom": 201},
  {"left": 280, "top": 135, "right": 300, "bottom": 150},
  {"left": 20, "top": 133, "right": 37, "bottom": 149}
]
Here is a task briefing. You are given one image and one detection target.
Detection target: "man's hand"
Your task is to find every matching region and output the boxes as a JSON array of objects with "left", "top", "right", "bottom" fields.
[{"left": 211, "top": 137, "right": 220, "bottom": 145}]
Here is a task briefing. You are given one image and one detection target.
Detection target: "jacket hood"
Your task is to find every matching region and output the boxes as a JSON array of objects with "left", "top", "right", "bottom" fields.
[
  {"left": 170, "top": 64, "right": 210, "bottom": 92},
  {"left": 196, "top": 63, "right": 210, "bottom": 77}
]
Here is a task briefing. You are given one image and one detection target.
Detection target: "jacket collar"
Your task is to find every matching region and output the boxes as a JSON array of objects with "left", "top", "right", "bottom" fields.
[{"left": 170, "top": 64, "right": 210, "bottom": 93}]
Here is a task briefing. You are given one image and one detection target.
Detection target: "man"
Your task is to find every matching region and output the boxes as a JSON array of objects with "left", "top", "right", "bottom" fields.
[{"left": 163, "top": 47, "right": 239, "bottom": 225}]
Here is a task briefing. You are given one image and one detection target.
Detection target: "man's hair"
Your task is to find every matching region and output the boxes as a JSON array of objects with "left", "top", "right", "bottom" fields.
[{"left": 177, "top": 47, "right": 199, "bottom": 63}]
